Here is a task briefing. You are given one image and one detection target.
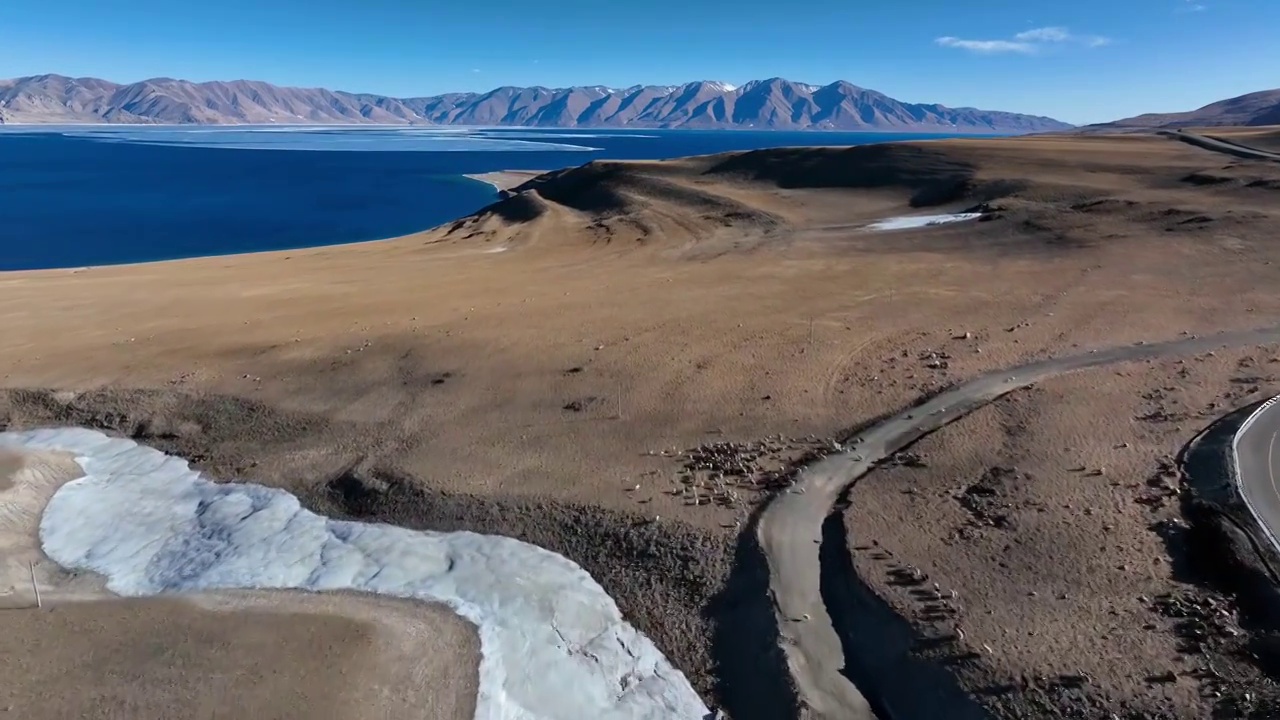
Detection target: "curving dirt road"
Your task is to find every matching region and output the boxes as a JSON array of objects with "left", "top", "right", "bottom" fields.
[
  {"left": 1165, "top": 129, "right": 1280, "bottom": 162},
  {"left": 760, "top": 325, "right": 1280, "bottom": 720}
]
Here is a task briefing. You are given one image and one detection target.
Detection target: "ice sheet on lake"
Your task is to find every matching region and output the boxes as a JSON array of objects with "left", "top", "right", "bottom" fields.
[
  {"left": 0, "top": 125, "right": 604, "bottom": 153},
  {"left": 0, "top": 427, "right": 709, "bottom": 720},
  {"left": 866, "top": 212, "right": 983, "bottom": 230}
]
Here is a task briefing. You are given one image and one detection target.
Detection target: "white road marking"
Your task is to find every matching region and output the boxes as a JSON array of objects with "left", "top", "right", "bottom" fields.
[{"left": 1270, "top": 430, "right": 1279, "bottom": 505}]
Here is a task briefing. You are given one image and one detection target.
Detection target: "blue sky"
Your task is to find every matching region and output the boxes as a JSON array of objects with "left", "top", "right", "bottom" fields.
[{"left": 2, "top": 0, "right": 1276, "bottom": 124}]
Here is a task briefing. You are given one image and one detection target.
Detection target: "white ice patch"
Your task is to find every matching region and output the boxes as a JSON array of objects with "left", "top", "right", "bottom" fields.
[
  {"left": 3, "top": 126, "right": 604, "bottom": 153},
  {"left": 0, "top": 427, "right": 709, "bottom": 720},
  {"left": 865, "top": 213, "right": 984, "bottom": 231}
]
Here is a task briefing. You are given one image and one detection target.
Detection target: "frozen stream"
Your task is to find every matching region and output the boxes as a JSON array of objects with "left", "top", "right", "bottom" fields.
[
  {"left": 865, "top": 212, "right": 984, "bottom": 230},
  {"left": 0, "top": 427, "right": 709, "bottom": 720}
]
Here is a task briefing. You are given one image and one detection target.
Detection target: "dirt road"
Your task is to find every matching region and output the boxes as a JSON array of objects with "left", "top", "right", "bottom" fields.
[
  {"left": 1167, "top": 130, "right": 1280, "bottom": 162},
  {"left": 763, "top": 324, "right": 1280, "bottom": 719}
]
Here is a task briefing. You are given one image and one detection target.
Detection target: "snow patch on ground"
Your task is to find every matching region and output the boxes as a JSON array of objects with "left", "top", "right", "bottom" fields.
[
  {"left": 0, "top": 427, "right": 709, "bottom": 720},
  {"left": 866, "top": 213, "right": 984, "bottom": 230}
]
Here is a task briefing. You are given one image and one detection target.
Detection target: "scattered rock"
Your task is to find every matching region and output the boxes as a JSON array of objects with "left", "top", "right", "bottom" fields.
[
  {"left": 957, "top": 466, "right": 1020, "bottom": 529},
  {"left": 562, "top": 397, "right": 604, "bottom": 412}
]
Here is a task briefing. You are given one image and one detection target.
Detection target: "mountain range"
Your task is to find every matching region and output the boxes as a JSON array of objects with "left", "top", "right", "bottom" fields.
[
  {"left": 0, "top": 74, "right": 1073, "bottom": 133},
  {"left": 1082, "top": 88, "right": 1280, "bottom": 131}
]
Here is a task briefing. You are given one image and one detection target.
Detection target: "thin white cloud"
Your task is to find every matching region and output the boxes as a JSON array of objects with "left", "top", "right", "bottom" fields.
[
  {"left": 937, "top": 26, "right": 1111, "bottom": 54},
  {"left": 1177, "top": 0, "right": 1207, "bottom": 11},
  {"left": 935, "top": 37, "right": 1035, "bottom": 54},
  {"left": 1014, "top": 26, "right": 1070, "bottom": 42}
]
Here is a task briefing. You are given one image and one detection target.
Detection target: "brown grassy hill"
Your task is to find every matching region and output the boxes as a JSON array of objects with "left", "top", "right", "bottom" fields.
[
  {"left": 435, "top": 143, "right": 1005, "bottom": 253},
  {"left": 432, "top": 134, "right": 1279, "bottom": 258},
  {"left": 438, "top": 157, "right": 789, "bottom": 251}
]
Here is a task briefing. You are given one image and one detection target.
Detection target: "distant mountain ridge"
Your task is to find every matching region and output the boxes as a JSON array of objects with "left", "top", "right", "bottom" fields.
[
  {"left": 0, "top": 74, "right": 1072, "bottom": 133},
  {"left": 1082, "top": 88, "right": 1280, "bottom": 131}
]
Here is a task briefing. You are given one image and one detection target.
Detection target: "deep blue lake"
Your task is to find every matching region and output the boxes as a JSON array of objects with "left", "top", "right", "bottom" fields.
[{"left": 0, "top": 126, "right": 982, "bottom": 271}]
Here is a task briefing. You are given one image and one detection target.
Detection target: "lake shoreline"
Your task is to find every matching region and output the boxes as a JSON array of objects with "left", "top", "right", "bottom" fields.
[
  {"left": 463, "top": 170, "right": 545, "bottom": 194},
  {"left": 1, "top": 127, "right": 976, "bottom": 271}
]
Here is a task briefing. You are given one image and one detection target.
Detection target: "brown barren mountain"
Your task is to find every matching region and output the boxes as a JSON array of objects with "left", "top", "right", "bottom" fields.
[
  {"left": 0, "top": 73, "right": 1071, "bottom": 132},
  {"left": 1083, "top": 88, "right": 1280, "bottom": 131}
]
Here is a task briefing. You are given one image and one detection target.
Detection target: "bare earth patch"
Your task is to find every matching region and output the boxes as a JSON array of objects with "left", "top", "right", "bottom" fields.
[
  {"left": 0, "top": 591, "right": 479, "bottom": 720},
  {"left": 464, "top": 170, "right": 545, "bottom": 193},
  {"left": 846, "top": 345, "right": 1280, "bottom": 717},
  {"left": 0, "top": 452, "right": 17, "bottom": 491},
  {"left": 0, "top": 446, "right": 100, "bottom": 605}
]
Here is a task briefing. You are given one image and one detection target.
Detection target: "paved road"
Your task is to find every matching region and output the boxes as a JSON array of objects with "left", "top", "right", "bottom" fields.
[
  {"left": 1165, "top": 129, "right": 1280, "bottom": 162},
  {"left": 760, "top": 325, "right": 1280, "bottom": 720},
  {"left": 1229, "top": 397, "right": 1280, "bottom": 557}
]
